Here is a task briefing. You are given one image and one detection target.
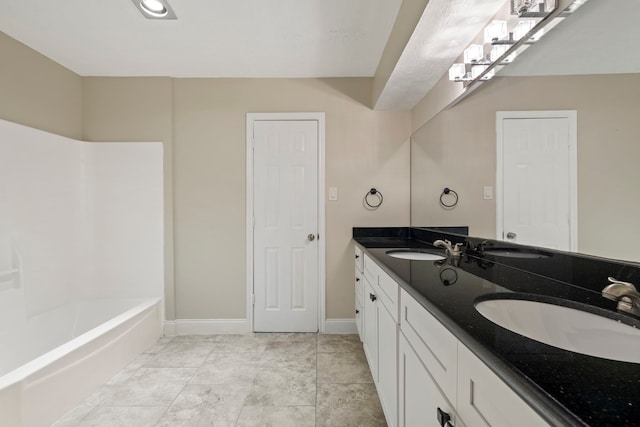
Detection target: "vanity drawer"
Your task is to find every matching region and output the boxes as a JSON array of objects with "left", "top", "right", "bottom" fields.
[
  {"left": 377, "top": 269, "right": 399, "bottom": 323},
  {"left": 400, "top": 288, "right": 458, "bottom": 405},
  {"left": 363, "top": 254, "right": 378, "bottom": 285},
  {"left": 355, "top": 246, "right": 364, "bottom": 273},
  {"left": 355, "top": 269, "right": 363, "bottom": 306}
]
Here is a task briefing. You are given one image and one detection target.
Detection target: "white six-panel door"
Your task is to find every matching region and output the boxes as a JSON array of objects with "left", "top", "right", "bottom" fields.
[
  {"left": 252, "top": 119, "right": 319, "bottom": 332},
  {"left": 497, "top": 111, "right": 577, "bottom": 251}
]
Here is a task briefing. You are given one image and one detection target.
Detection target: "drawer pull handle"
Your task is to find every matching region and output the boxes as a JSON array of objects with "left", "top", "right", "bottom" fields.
[
  {"left": 437, "top": 407, "right": 451, "bottom": 427},
  {"left": 369, "top": 293, "right": 377, "bottom": 302},
  {"left": 356, "top": 277, "right": 360, "bottom": 282},
  {"left": 355, "top": 254, "right": 360, "bottom": 259}
]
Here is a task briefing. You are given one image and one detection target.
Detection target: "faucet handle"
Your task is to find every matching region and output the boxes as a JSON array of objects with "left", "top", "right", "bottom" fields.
[{"left": 607, "top": 277, "right": 637, "bottom": 290}]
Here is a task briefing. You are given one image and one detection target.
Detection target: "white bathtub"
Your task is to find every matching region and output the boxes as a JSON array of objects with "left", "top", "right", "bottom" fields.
[{"left": 0, "top": 298, "right": 162, "bottom": 427}]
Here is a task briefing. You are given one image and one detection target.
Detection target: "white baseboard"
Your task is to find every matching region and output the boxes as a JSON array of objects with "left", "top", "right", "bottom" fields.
[
  {"left": 164, "top": 319, "right": 252, "bottom": 336},
  {"left": 164, "top": 318, "right": 356, "bottom": 336},
  {"left": 323, "top": 318, "right": 357, "bottom": 334}
]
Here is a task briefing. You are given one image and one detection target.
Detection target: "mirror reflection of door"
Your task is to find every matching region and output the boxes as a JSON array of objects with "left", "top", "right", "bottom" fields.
[{"left": 496, "top": 111, "right": 577, "bottom": 251}]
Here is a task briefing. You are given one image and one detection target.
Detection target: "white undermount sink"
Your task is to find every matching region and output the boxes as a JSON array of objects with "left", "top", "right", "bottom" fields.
[
  {"left": 385, "top": 250, "right": 446, "bottom": 261},
  {"left": 475, "top": 297, "right": 640, "bottom": 363}
]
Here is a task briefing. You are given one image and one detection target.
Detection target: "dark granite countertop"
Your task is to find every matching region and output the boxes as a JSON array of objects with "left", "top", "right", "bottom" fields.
[{"left": 353, "top": 227, "right": 640, "bottom": 427}]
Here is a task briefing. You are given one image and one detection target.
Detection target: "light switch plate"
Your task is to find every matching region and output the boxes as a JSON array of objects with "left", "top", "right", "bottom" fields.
[
  {"left": 483, "top": 186, "right": 493, "bottom": 200},
  {"left": 329, "top": 187, "right": 338, "bottom": 201}
]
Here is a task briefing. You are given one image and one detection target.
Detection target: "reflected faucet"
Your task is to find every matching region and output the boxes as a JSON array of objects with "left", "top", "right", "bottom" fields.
[
  {"left": 433, "top": 239, "right": 463, "bottom": 257},
  {"left": 602, "top": 277, "right": 640, "bottom": 317}
]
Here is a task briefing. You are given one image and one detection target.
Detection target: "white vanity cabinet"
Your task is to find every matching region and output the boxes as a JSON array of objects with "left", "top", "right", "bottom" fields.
[
  {"left": 357, "top": 249, "right": 550, "bottom": 427},
  {"left": 355, "top": 246, "right": 364, "bottom": 340},
  {"left": 361, "top": 253, "right": 399, "bottom": 427}
]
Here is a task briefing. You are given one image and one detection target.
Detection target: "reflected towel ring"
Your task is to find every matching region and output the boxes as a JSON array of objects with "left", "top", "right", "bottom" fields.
[
  {"left": 364, "top": 188, "right": 383, "bottom": 209},
  {"left": 440, "top": 187, "right": 458, "bottom": 208},
  {"left": 439, "top": 267, "right": 458, "bottom": 286}
]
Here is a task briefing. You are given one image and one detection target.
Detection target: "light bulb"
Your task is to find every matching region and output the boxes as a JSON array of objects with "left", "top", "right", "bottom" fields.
[
  {"left": 513, "top": 20, "right": 536, "bottom": 40},
  {"left": 484, "top": 20, "right": 508, "bottom": 43},
  {"left": 448, "top": 63, "right": 466, "bottom": 81},
  {"left": 463, "top": 45, "right": 484, "bottom": 63}
]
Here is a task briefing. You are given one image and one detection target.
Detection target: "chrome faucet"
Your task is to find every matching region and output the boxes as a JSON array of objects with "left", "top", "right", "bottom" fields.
[
  {"left": 433, "top": 239, "right": 463, "bottom": 257},
  {"left": 602, "top": 277, "right": 640, "bottom": 317}
]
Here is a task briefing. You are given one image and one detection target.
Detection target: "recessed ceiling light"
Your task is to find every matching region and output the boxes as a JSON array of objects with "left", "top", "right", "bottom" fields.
[
  {"left": 131, "top": 0, "right": 177, "bottom": 20},
  {"left": 141, "top": 0, "right": 167, "bottom": 17}
]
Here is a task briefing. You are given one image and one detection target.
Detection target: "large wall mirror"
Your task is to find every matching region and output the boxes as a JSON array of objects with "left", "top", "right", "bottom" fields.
[{"left": 410, "top": 0, "right": 640, "bottom": 264}]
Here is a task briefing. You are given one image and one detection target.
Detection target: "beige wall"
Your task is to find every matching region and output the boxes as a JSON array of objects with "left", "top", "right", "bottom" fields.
[
  {"left": 411, "top": 74, "right": 640, "bottom": 262},
  {"left": 0, "top": 32, "right": 82, "bottom": 139},
  {"left": 173, "top": 78, "right": 411, "bottom": 319},
  {"left": 82, "top": 77, "right": 176, "bottom": 320},
  {"left": 0, "top": 37, "right": 412, "bottom": 322}
]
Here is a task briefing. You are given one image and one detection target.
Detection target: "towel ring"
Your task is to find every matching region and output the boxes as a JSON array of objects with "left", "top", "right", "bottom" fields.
[
  {"left": 364, "top": 188, "right": 383, "bottom": 209},
  {"left": 439, "top": 267, "right": 458, "bottom": 286},
  {"left": 439, "top": 187, "right": 458, "bottom": 208}
]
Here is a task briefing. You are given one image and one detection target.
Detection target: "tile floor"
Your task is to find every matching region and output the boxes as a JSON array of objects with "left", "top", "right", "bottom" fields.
[{"left": 52, "top": 333, "right": 387, "bottom": 427}]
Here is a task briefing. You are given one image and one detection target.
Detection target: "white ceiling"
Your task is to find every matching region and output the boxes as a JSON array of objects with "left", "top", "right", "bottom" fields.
[
  {"left": 1, "top": 0, "right": 634, "bottom": 111},
  {"left": 0, "top": 0, "right": 402, "bottom": 77}
]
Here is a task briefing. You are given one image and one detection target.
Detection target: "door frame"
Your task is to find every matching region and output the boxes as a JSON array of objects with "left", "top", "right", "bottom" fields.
[
  {"left": 246, "top": 112, "right": 326, "bottom": 332},
  {"left": 496, "top": 110, "right": 578, "bottom": 250}
]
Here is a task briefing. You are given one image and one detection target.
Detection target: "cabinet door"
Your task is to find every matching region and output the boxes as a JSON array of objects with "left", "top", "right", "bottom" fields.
[
  {"left": 363, "top": 278, "right": 378, "bottom": 379},
  {"left": 399, "top": 333, "right": 459, "bottom": 427},
  {"left": 378, "top": 304, "right": 398, "bottom": 427},
  {"left": 457, "top": 344, "right": 548, "bottom": 427}
]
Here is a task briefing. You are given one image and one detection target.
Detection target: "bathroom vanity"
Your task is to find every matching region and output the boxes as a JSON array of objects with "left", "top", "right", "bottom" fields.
[{"left": 353, "top": 227, "right": 640, "bottom": 427}]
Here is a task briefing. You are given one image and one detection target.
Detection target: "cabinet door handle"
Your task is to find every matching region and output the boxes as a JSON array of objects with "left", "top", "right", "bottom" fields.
[
  {"left": 356, "top": 277, "right": 360, "bottom": 282},
  {"left": 355, "top": 254, "right": 360, "bottom": 259},
  {"left": 355, "top": 309, "right": 359, "bottom": 314},
  {"left": 437, "top": 407, "right": 451, "bottom": 427},
  {"left": 369, "top": 293, "right": 377, "bottom": 302}
]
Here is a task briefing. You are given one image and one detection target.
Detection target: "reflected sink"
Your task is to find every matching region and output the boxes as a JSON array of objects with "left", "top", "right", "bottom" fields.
[
  {"left": 475, "top": 297, "right": 640, "bottom": 363},
  {"left": 385, "top": 249, "right": 446, "bottom": 261},
  {"left": 482, "top": 248, "right": 551, "bottom": 259}
]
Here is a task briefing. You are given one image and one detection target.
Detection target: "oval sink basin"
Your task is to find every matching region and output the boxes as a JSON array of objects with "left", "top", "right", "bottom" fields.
[
  {"left": 385, "top": 250, "right": 446, "bottom": 261},
  {"left": 475, "top": 297, "right": 640, "bottom": 363}
]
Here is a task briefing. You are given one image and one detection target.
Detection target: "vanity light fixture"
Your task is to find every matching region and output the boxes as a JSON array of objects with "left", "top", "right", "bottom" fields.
[
  {"left": 131, "top": 0, "right": 177, "bottom": 20},
  {"left": 484, "top": 20, "right": 508, "bottom": 43},
  {"left": 513, "top": 20, "right": 542, "bottom": 41},
  {"left": 447, "top": 0, "right": 589, "bottom": 85}
]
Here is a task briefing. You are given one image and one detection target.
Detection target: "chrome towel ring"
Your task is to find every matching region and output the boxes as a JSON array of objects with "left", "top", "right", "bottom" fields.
[
  {"left": 440, "top": 187, "right": 458, "bottom": 208},
  {"left": 364, "top": 188, "right": 383, "bottom": 209}
]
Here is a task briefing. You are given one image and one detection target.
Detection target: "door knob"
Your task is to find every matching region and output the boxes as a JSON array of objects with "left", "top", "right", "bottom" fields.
[
  {"left": 506, "top": 232, "right": 517, "bottom": 239},
  {"left": 307, "top": 234, "right": 316, "bottom": 241}
]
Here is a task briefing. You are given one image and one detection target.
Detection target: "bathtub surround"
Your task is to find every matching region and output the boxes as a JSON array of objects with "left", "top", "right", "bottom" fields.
[{"left": 0, "top": 120, "right": 164, "bottom": 426}]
